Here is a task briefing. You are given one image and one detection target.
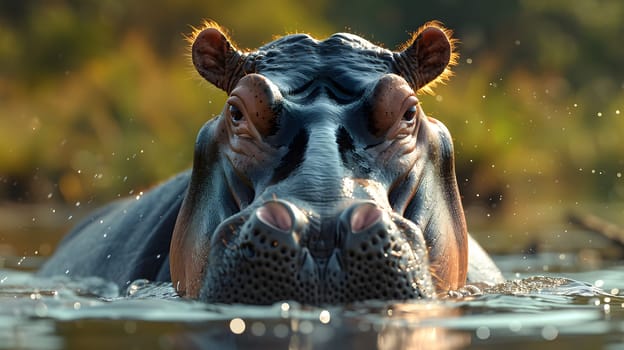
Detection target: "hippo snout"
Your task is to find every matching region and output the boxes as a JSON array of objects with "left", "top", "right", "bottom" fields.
[{"left": 200, "top": 200, "right": 436, "bottom": 304}]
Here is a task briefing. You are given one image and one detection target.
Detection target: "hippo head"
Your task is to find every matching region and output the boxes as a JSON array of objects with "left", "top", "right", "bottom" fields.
[{"left": 170, "top": 22, "right": 466, "bottom": 304}]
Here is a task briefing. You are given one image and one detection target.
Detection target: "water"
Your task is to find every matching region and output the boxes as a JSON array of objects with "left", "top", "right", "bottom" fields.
[{"left": 2, "top": 253, "right": 624, "bottom": 349}]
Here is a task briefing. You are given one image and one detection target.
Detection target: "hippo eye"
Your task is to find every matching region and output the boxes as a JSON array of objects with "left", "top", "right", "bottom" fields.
[
  {"left": 403, "top": 104, "right": 418, "bottom": 121},
  {"left": 228, "top": 104, "right": 244, "bottom": 122}
]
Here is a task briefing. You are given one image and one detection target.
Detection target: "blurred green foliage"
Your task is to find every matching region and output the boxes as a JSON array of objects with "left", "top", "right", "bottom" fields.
[{"left": 0, "top": 0, "right": 622, "bottom": 231}]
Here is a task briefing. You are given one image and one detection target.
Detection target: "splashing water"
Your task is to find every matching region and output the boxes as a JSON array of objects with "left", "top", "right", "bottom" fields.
[{"left": 2, "top": 254, "right": 624, "bottom": 349}]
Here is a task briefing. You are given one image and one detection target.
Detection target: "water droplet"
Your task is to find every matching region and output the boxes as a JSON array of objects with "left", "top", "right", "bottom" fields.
[
  {"left": 127, "top": 279, "right": 150, "bottom": 296},
  {"left": 47, "top": 193, "right": 53, "bottom": 199},
  {"left": 466, "top": 58, "right": 473, "bottom": 64},
  {"left": 280, "top": 302, "right": 290, "bottom": 312},
  {"left": 273, "top": 324, "right": 289, "bottom": 338},
  {"left": 251, "top": 322, "right": 266, "bottom": 336},
  {"left": 75, "top": 201, "right": 81, "bottom": 207},
  {"left": 124, "top": 321, "right": 137, "bottom": 334},
  {"left": 357, "top": 321, "right": 371, "bottom": 332},
  {"left": 616, "top": 110, "right": 621, "bottom": 115},
  {"left": 476, "top": 326, "right": 490, "bottom": 339},
  {"left": 509, "top": 321, "right": 522, "bottom": 332},
  {"left": 541, "top": 325, "right": 558, "bottom": 341},
  {"left": 299, "top": 320, "right": 314, "bottom": 334},
  {"left": 229, "top": 318, "right": 246, "bottom": 334},
  {"left": 34, "top": 302, "right": 48, "bottom": 317},
  {"left": 319, "top": 310, "right": 331, "bottom": 324},
  {"left": 73, "top": 302, "right": 81, "bottom": 310},
  {"left": 597, "top": 112, "right": 602, "bottom": 117}
]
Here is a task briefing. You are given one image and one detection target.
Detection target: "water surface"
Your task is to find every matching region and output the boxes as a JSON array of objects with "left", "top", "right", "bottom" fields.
[{"left": 2, "top": 252, "right": 624, "bottom": 349}]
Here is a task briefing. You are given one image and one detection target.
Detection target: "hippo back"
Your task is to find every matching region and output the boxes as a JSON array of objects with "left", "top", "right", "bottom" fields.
[{"left": 38, "top": 172, "right": 189, "bottom": 286}]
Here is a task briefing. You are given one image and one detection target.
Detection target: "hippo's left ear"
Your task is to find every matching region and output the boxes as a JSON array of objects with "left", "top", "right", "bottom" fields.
[
  {"left": 394, "top": 22, "right": 458, "bottom": 93},
  {"left": 190, "top": 22, "right": 255, "bottom": 93}
]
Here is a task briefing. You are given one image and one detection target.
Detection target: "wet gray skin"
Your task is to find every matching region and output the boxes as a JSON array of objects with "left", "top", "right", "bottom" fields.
[
  {"left": 38, "top": 22, "right": 503, "bottom": 305},
  {"left": 170, "top": 22, "right": 501, "bottom": 304}
]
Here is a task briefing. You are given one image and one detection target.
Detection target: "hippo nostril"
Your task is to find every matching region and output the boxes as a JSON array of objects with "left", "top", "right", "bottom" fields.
[
  {"left": 257, "top": 201, "right": 293, "bottom": 232},
  {"left": 350, "top": 202, "right": 383, "bottom": 233}
]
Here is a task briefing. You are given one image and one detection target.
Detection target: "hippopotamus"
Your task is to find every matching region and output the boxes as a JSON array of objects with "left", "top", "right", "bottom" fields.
[{"left": 39, "top": 21, "right": 503, "bottom": 304}]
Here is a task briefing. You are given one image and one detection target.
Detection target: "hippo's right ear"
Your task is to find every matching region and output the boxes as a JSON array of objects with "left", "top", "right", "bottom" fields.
[{"left": 190, "top": 22, "right": 254, "bottom": 93}]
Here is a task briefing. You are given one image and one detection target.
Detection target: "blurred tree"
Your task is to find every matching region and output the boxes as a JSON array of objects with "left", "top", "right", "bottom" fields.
[
  {"left": 0, "top": 0, "right": 622, "bottom": 237},
  {"left": 0, "top": 0, "right": 332, "bottom": 204},
  {"left": 324, "top": 0, "right": 624, "bottom": 219}
]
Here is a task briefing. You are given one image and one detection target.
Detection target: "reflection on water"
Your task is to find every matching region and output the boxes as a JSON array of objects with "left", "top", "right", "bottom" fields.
[{"left": 2, "top": 254, "right": 624, "bottom": 350}]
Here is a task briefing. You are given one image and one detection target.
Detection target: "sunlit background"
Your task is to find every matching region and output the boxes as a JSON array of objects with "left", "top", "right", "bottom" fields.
[{"left": 1, "top": 0, "right": 623, "bottom": 261}]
